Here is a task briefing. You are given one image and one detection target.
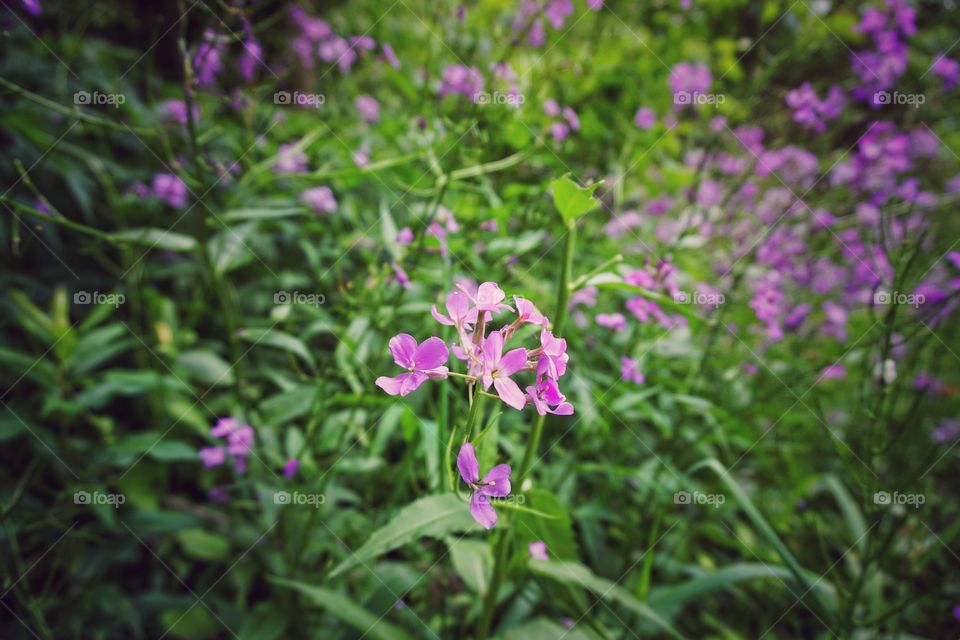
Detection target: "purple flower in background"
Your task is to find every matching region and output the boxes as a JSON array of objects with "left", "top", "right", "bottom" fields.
[
  {"left": 529, "top": 541, "right": 549, "bottom": 560},
  {"left": 457, "top": 442, "right": 511, "bottom": 529},
  {"left": 396, "top": 227, "right": 414, "bottom": 245},
  {"left": 439, "top": 65, "right": 484, "bottom": 99},
  {"left": 634, "top": 107, "right": 656, "bottom": 129},
  {"left": 382, "top": 42, "right": 401, "bottom": 69},
  {"left": 158, "top": 99, "right": 198, "bottom": 126},
  {"left": 819, "top": 364, "right": 847, "bottom": 381},
  {"left": 275, "top": 144, "right": 308, "bottom": 174},
  {"left": 20, "top": 0, "right": 41, "bottom": 15},
  {"left": 669, "top": 62, "right": 712, "bottom": 108},
  {"left": 152, "top": 173, "right": 187, "bottom": 208},
  {"left": 194, "top": 30, "right": 224, "bottom": 87},
  {"left": 544, "top": 99, "right": 561, "bottom": 117},
  {"left": 545, "top": 0, "right": 573, "bottom": 29},
  {"left": 199, "top": 446, "right": 226, "bottom": 467},
  {"left": 620, "top": 357, "right": 645, "bottom": 384},
  {"left": 239, "top": 38, "right": 263, "bottom": 82},
  {"left": 301, "top": 186, "right": 337, "bottom": 213},
  {"left": 563, "top": 106, "right": 580, "bottom": 131},
  {"left": 283, "top": 458, "right": 300, "bottom": 478},
  {"left": 931, "top": 54, "right": 959, "bottom": 90},
  {"left": 355, "top": 94, "right": 380, "bottom": 123},
  {"left": 550, "top": 122, "right": 570, "bottom": 141},
  {"left": 596, "top": 313, "right": 627, "bottom": 330},
  {"left": 375, "top": 334, "right": 449, "bottom": 397},
  {"left": 933, "top": 419, "right": 960, "bottom": 443}
]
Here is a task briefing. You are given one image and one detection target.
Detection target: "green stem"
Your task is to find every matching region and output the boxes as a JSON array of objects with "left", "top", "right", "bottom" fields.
[{"left": 477, "top": 222, "right": 577, "bottom": 640}]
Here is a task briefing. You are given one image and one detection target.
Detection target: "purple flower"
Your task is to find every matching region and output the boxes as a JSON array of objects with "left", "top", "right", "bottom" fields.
[
  {"left": 457, "top": 442, "right": 511, "bottom": 529},
  {"left": 481, "top": 331, "right": 528, "bottom": 410},
  {"left": 152, "top": 173, "right": 187, "bottom": 208},
  {"left": 193, "top": 30, "right": 224, "bottom": 87},
  {"left": 355, "top": 95, "right": 380, "bottom": 123},
  {"left": 620, "top": 357, "right": 645, "bottom": 384},
  {"left": 376, "top": 334, "right": 449, "bottom": 397},
  {"left": 596, "top": 312, "right": 627, "bottom": 331},
  {"left": 275, "top": 144, "right": 308, "bottom": 174},
  {"left": 439, "top": 65, "right": 484, "bottom": 99},
  {"left": 526, "top": 378, "right": 574, "bottom": 415},
  {"left": 239, "top": 38, "right": 263, "bottom": 82},
  {"left": 545, "top": 0, "right": 573, "bottom": 30},
  {"left": 382, "top": 42, "right": 401, "bottom": 69},
  {"left": 586, "top": 0, "right": 603, "bottom": 10},
  {"left": 933, "top": 419, "right": 960, "bottom": 443},
  {"left": 396, "top": 227, "right": 414, "bottom": 245},
  {"left": 931, "top": 54, "right": 959, "bottom": 90},
  {"left": 283, "top": 458, "right": 300, "bottom": 478},
  {"left": 199, "top": 446, "right": 226, "bottom": 467},
  {"left": 634, "top": 107, "right": 656, "bottom": 129},
  {"left": 669, "top": 62, "right": 712, "bottom": 107},
  {"left": 301, "top": 186, "right": 337, "bottom": 213},
  {"left": 529, "top": 541, "right": 549, "bottom": 560},
  {"left": 458, "top": 281, "right": 512, "bottom": 316},
  {"left": 20, "top": 0, "right": 41, "bottom": 15}
]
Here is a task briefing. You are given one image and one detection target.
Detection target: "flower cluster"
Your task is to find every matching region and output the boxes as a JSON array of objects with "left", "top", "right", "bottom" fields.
[
  {"left": 199, "top": 418, "right": 255, "bottom": 473},
  {"left": 376, "top": 281, "right": 574, "bottom": 415}
]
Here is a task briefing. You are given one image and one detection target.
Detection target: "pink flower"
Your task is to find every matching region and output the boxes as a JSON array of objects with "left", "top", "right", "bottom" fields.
[
  {"left": 535, "top": 329, "right": 568, "bottom": 380},
  {"left": 396, "top": 227, "right": 414, "bottom": 245},
  {"left": 199, "top": 447, "right": 226, "bottom": 467},
  {"left": 432, "top": 291, "right": 478, "bottom": 330},
  {"left": 620, "top": 357, "right": 645, "bottom": 384},
  {"left": 376, "top": 334, "right": 449, "bottom": 396},
  {"left": 301, "top": 186, "right": 337, "bottom": 213},
  {"left": 526, "top": 378, "right": 574, "bottom": 416},
  {"left": 152, "top": 173, "right": 187, "bottom": 208},
  {"left": 283, "top": 458, "right": 300, "bottom": 478},
  {"left": 457, "top": 281, "right": 513, "bottom": 316},
  {"left": 634, "top": 107, "right": 656, "bottom": 129},
  {"left": 382, "top": 42, "right": 401, "bottom": 69},
  {"left": 514, "top": 297, "right": 547, "bottom": 326},
  {"left": 457, "top": 442, "right": 511, "bottom": 529},
  {"left": 355, "top": 94, "right": 380, "bottom": 123},
  {"left": 529, "top": 540, "right": 549, "bottom": 560},
  {"left": 481, "top": 331, "right": 528, "bottom": 410},
  {"left": 596, "top": 312, "right": 627, "bottom": 331}
]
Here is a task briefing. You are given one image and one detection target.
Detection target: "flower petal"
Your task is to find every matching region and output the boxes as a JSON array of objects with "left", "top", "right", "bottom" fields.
[
  {"left": 494, "top": 376, "right": 527, "bottom": 410},
  {"left": 481, "top": 464, "right": 512, "bottom": 497},
  {"left": 375, "top": 375, "right": 404, "bottom": 396},
  {"left": 397, "top": 371, "right": 428, "bottom": 396},
  {"left": 414, "top": 336, "right": 449, "bottom": 370},
  {"left": 499, "top": 347, "right": 528, "bottom": 376},
  {"left": 388, "top": 333, "right": 418, "bottom": 369},
  {"left": 431, "top": 304, "right": 455, "bottom": 326},
  {"left": 469, "top": 492, "right": 498, "bottom": 529},
  {"left": 457, "top": 442, "right": 480, "bottom": 484}
]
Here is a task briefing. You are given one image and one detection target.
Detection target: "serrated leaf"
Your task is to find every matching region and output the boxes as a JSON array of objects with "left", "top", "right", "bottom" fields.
[{"left": 329, "top": 493, "right": 477, "bottom": 578}]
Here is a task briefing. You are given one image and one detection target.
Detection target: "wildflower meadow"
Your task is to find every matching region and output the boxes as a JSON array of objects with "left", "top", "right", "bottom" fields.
[{"left": 2, "top": 0, "right": 960, "bottom": 638}]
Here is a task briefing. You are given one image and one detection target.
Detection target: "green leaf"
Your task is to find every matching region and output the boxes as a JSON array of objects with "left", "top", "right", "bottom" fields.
[
  {"left": 221, "top": 206, "right": 302, "bottom": 222},
  {"left": 177, "top": 529, "right": 230, "bottom": 561},
  {"left": 147, "top": 440, "right": 198, "bottom": 462},
  {"left": 239, "top": 328, "right": 316, "bottom": 371},
  {"left": 176, "top": 350, "right": 235, "bottom": 387},
  {"left": 549, "top": 175, "right": 599, "bottom": 226},
  {"left": 447, "top": 538, "right": 492, "bottom": 595},
  {"left": 110, "top": 228, "right": 198, "bottom": 252},
  {"left": 514, "top": 490, "right": 578, "bottom": 560},
  {"left": 497, "top": 617, "right": 593, "bottom": 640},
  {"left": 270, "top": 578, "right": 416, "bottom": 640},
  {"left": 329, "top": 493, "right": 478, "bottom": 578},
  {"left": 529, "top": 560, "right": 685, "bottom": 639}
]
